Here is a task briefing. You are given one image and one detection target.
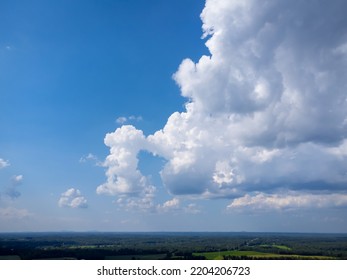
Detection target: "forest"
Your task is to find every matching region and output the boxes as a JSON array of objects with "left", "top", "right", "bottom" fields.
[{"left": 0, "top": 232, "right": 346, "bottom": 260}]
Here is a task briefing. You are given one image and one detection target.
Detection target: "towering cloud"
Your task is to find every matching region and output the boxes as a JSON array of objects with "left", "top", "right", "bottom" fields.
[
  {"left": 98, "top": 0, "right": 347, "bottom": 210},
  {"left": 97, "top": 125, "right": 152, "bottom": 196}
]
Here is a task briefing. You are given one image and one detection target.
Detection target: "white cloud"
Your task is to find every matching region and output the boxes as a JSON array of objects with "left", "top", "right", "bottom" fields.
[
  {"left": 12, "top": 175, "right": 23, "bottom": 185},
  {"left": 98, "top": 0, "right": 347, "bottom": 210},
  {"left": 97, "top": 125, "right": 153, "bottom": 196},
  {"left": 227, "top": 192, "right": 347, "bottom": 211},
  {"left": 0, "top": 158, "right": 10, "bottom": 169},
  {"left": 157, "top": 198, "right": 180, "bottom": 212},
  {"left": 58, "top": 188, "right": 88, "bottom": 209},
  {"left": 156, "top": 198, "right": 201, "bottom": 214}
]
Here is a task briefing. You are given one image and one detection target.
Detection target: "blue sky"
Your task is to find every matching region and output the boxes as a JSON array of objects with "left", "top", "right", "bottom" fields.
[{"left": 1, "top": 0, "right": 347, "bottom": 232}]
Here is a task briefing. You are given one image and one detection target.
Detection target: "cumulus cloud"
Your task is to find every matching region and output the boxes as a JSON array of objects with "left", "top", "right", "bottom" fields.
[
  {"left": 58, "top": 188, "right": 88, "bottom": 209},
  {"left": 114, "top": 185, "right": 156, "bottom": 212},
  {"left": 0, "top": 158, "right": 9, "bottom": 169},
  {"left": 97, "top": 125, "right": 153, "bottom": 196},
  {"left": 157, "top": 198, "right": 180, "bottom": 212},
  {"left": 157, "top": 198, "right": 201, "bottom": 214},
  {"left": 98, "top": 0, "right": 347, "bottom": 211},
  {"left": 228, "top": 192, "right": 347, "bottom": 211}
]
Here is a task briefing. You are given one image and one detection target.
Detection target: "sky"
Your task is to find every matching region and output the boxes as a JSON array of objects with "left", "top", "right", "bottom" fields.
[{"left": 1, "top": 0, "right": 347, "bottom": 233}]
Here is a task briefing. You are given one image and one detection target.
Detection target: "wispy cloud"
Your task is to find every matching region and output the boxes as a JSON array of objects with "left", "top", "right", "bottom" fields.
[
  {"left": 11, "top": 175, "right": 23, "bottom": 186},
  {"left": 79, "top": 153, "right": 102, "bottom": 166},
  {"left": 0, "top": 158, "right": 10, "bottom": 169},
  {"left": 0, "top": 207, "right": 31, "bottom": 219},
  {"left": 1, "top": 175, "right": 24, "bottom": 200},
  {"left": 116, "top": 115, "right": 143, "bottom": 124},
  {"left": 79, "top": 153, "right": 97, "bottom": 163},
  {"left": 116, "top": 116, "right": 127, "bottom": 124},
  {"left": 0, "top": 159, "right": 24, "bottom": 200}
]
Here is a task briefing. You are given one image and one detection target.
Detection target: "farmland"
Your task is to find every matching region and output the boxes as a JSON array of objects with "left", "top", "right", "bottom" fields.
[
  {"left": 193, "top": 250, "right": 335, "bottom": 260},
  {"left": 0, "top": 232, "right": 346, "bottom": 260}
]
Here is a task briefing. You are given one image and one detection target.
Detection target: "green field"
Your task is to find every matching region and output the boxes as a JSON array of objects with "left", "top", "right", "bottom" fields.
[
  {"left": 0, "top": 255, "right": 21, "bottom": 260},
  {"left": 259, "top": 244, "right": 292, "bottom": 250},
  {"left": 105, "top": 254, "right": 167, "bottom": 260},
  {"left": 193, "top": 250, "right": 335, "bottom": 260}
]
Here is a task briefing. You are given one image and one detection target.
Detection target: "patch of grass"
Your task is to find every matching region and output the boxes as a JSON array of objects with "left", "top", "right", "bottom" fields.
[
  {"left": 193, "top": 250, "right": 335, "bottom": 260},
  {"left": 193, "top": 250, "right": 274, "bottom": 260},
  {"left": 0, "top": 255, "right": 21, "bottom": 260},
  {"left": 105, "top": 254, "right": 167, "bottom": 260},
  {"left": 37, "top": 257, "right": 77, "bottom": 260},
  {"left": 273, "top": 245, "right": 291, "bottom": 250},
  {"left": 259, "top": 244, "right": 292, "bottom": 250},
  {"left": 66, "top": 245, "right": 100, "bottom": 249}
]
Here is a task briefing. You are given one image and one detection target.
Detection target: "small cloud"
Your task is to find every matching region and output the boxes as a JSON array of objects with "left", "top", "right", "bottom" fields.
[
  {"left": 0, "top": 158, "right": 10, "bottom": 169},
  {"left": 116, "top": 116, "right": 128, "bottom": 124},
  {"left": 96, "top": 125, "right": 149, "bottom": 196},
  {"left": 79, "top": 153, "right": 102, "bottom": 166},
  {"left": 58, "top": 188, "right": 88, "bottom": 209},
  {"left": 79, "top": 153, "right": 97, "bottom": 162},
  {"left": 11, "top": 175, "right": 23, "bottom": 186},
  {"left": 116, "top": 115, "right": 143, "bottom": 125},
  {"left": 157, "top": 198, "right": 201, "bottom": 214},
  {"left": 129, "top": 115, "right": 143, "bottom": 122},
  {"left": 157, "top": 198, "right": 180, "bottom": 212}
]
